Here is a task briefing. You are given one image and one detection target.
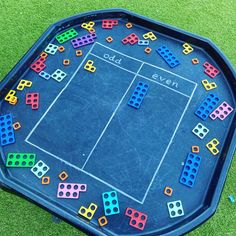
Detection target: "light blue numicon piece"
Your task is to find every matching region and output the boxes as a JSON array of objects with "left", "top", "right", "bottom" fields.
[{"left": 102, "top": 190, "right": 120, "bottom": 216}]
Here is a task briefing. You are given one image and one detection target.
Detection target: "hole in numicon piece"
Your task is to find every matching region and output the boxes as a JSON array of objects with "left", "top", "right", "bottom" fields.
[
  {"left": 113, "top": 207, "right": 118, "bottom": 212},
  {"left": 138, "top": 223, "right": 143, "bottom": 228},
  {"left": 7, "top": 161, "right": 12, "bottom": 166},
  {"left": 103, "top": 193, "right": 109, "bottom": 199},
  {"left": 185, "top": 165, "right": 190, "bottom": 170},
  {"left": 171, "top": 211, "right": 176, "bottom": 216},
  {"left": 106, "top": 209, "right": 111, "bottom": 214},
  {"left": 213, "top": 149, "right": 217, "bottom": 153},
  {"left": 38, "top": 162, "right": 43, "bottom": 167},
  {"left": 131, "top": 220, "right": 136, "bottom": 225},
  {"left": 134, "top": 212, "right": 139, "bottom": 217},
  {"left": 141, "top": 215, "right": 146, "bottom": 220},
  {"left": 73, "top": 185, "right": 78, "bottom": 190},
  {"left": 178, "top": 209, "right": 183, "bottom": 215},
  {"left": 190, "top": 174, "right": 195, "bottom": 179},
  {"left": 43, "top": 178, "right": 48, "bottom": 183},
  {"left": 80, "top": 208, "right": 86, "bottom": 214},
  {"left": 213, "top": 140, "right": 217, "bottom": 144},
  {"left": 127, "top": 209, "right": 132, "bottom": 215}
]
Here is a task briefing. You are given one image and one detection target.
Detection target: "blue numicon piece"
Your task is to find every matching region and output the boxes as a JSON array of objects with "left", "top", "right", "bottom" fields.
[
  {"left": 128, "top": 81, "right": 149, "bottom": 109},
  {"left": 180, "top": 153, "right": 202, "bottom": 188},
  {"left": 0, "top": 114, "right": 15, "bottom": 146},
  {"left": 156, "top": 45, "right": 180, "bottom": 68},
  {"left": 102, "top": 190, "right": 120, "bottom": 216},
  {"left": 195, "top": 93, "right": 220, "bottom": 120}
]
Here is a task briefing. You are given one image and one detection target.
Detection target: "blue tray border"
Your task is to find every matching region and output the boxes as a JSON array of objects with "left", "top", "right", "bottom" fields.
[{"left": 0, "top": 8, "right": 235, "bottom": 236}]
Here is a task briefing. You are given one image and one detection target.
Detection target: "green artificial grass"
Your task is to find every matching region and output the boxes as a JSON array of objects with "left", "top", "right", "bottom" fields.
[{"left": 0, "top": 0, "right": 235, "bottom": 235}]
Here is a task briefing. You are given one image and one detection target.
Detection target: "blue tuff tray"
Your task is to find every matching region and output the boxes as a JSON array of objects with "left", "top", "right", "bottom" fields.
[{"left": 0, "top": 9, "right": 235, "bottom": 236}]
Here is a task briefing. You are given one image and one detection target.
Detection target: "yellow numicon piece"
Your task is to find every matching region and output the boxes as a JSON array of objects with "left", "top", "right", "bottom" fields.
[
  {"left": 78, "top": 203, "right": 98, "bottom": 220},
  {"left": 5, "top": 90, "right": 16, "bottom": 102},
  {"left": 17, "top": 80, "right": 32, "bottom": 91},
  {"left": 201, "top": 79, "right": 217, "bottom": 91},
  {"left": 206, "top": 138, "right": 219, "bottom": 155},
  {"left": 9, "top": 96, "right": 18, "bottom": 105},
  {"left": 5, "top": 89, "right": 18, "bottom": 105},
  {"left": 143, "top": 31, "right": 157, "bottom": 41},
  {"left": 84, "top": 60, "right": 96, "bottom": 73},
  {"left": 81, "top": 21, "right": 95, "bottom": 33},
  {"left": 183, "top": 43, "right": 194, "bottom": 55},
  {"left": 98, "top": 216, "right": 108, "bottom": 227}
]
